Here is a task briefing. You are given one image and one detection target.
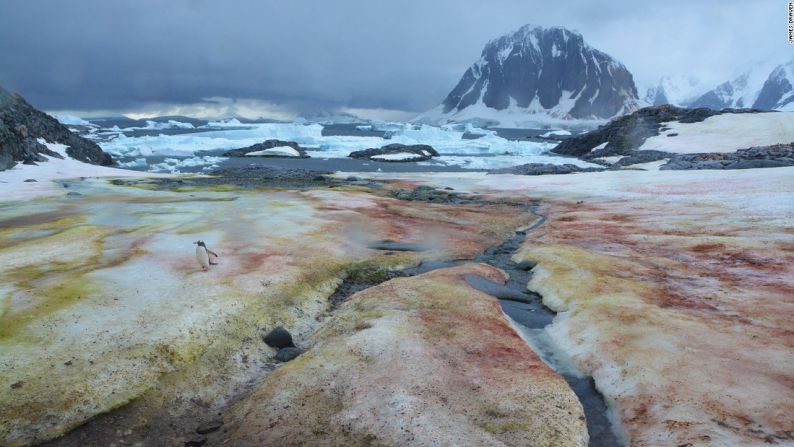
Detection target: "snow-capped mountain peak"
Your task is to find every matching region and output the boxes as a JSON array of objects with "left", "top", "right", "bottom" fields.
[
  {"left": 753, "top": 58, "right": 794, "bottom": 111},
  {"left": 644, "top": 75, "right": 709, "bottom": 106},
  {"left": 415, "top": 25, "right": 640, "bottom": 127},
  {"left": 690, "top": 55, "right": 794, "bottom": 110}
]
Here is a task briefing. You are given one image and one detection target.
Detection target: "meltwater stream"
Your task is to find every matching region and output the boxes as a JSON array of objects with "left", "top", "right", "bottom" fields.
[
  {"left": 356, "top": 201, "right": 622, "bottom": 446},
  {"left": 469, "top": 227, "right": 622, "bottom": 447}
]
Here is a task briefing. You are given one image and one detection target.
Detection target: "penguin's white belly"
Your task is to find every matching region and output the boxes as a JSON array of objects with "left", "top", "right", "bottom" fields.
[{"left": 196, "top": 246, "right": 210, "bottom": 269}]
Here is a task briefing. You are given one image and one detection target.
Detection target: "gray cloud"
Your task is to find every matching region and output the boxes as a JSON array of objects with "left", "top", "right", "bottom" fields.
[{"left": 0, "top": 0, "right": 787, "bottom": 118}]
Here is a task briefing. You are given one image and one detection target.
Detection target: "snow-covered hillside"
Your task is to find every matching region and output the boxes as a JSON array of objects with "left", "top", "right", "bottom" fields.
[
  {"left": 638, "top": 112, "right": 794, "bottom": 153},
  {"left": 0, "top": 139, "right": 164, "bottom": 201},
  {"left": 415, "top": 25, "right": 641, "bottom": 127}
]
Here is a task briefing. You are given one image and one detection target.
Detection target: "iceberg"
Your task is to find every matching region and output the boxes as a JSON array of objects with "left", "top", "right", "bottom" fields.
[
  {"left": 53, "top": 114, "right": 96, "bottom": 126},
  {"left": 89, "top": 119, "right": 588, "bottom": 172},
  {"left": 540, "top": 130, "right": 572, "bottom": 138},
  {"left": 148, "top": 155, "right": 225, "bottom": 173}
]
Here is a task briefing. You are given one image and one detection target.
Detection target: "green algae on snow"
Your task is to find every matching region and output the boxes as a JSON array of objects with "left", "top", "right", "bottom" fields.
[
  {"left": 0, "top": 222, "right": 107, "bottom": 339},
  {"left": 1, "top": 177, "right": 541, "bottom": 446},
  {"left": 0, "top": 269, "right": 96, "bottom": 339}
]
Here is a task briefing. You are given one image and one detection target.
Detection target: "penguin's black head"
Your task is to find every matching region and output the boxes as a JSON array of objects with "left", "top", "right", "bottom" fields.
[{"left": 194, "top": 240, "right": 206, "bottom": 247}]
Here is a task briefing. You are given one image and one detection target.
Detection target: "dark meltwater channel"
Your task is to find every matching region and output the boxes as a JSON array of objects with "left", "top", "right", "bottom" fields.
[
  {"left": 468, "top": 219, "right": 622, "bottom": 447},
  {"left": 332, "top": 196, "right": 621, "bottom": 445},
  {"left": 374, "top": 206, "right": 621, "bottom": 446}
]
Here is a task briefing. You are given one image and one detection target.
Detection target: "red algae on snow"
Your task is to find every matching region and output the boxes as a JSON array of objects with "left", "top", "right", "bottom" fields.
[
  {"left": 363, "top": 167, "right": 794, "bottom": 446},
  {"left": 511, "top": 176, "right": 794, "bottom": 446},
  {"left": 223, "top": 264, "right": 587, "bottom": 447}
]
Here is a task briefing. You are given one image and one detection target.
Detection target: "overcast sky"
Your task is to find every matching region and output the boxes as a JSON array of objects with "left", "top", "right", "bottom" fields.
[{"left": 0, "top": 0, "right": 789, "bottom": 120}]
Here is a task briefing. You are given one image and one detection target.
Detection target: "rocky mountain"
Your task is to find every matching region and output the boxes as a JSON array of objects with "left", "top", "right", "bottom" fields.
[
  {"left": 644, "top": 75, "right": 709, "bottom": 107},
  {"left": 0, "top": 85, "right": 113, "bottom": 171},
  {"left": 690, "top": 56, "right": 794, "bottom": 111},
  {"left": 416, "top": 25, "right": 641, "bottom": 126},
  {"left": 752, "top": 59, "right": 794, "bottom": 111}
]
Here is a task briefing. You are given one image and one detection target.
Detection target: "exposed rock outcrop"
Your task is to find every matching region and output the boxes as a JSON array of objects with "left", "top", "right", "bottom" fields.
[
  {"left": 489, "top": 163, "right": 605, "bottom": 175},
  {"left": 391, "top": 185, "right": 477, "bottom": 204},
  {"left": 551, "top": 105, "right": 766, "bottom": 158},
  {"left": 348, "top": 143, "right": 438, "bottom": 162},
  {"left": 609, "top": 150, "right": 672, "bottom": 167},
  {"left": 222, "top": 139, "right": 309, "bottom": 158},
  {"left": 660, "top": 143, "right": 794, "bottom": 170},
  {"left": 0, "top": 85, "right": 113, "bottom": 171},
  {"left": 551, "top": 105, "right": 717, "bottom": 157}
]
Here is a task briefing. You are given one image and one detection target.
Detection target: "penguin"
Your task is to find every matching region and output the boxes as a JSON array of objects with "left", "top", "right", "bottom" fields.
[{"left": 193, "top": 240, "right": 219, "bottom": 271}]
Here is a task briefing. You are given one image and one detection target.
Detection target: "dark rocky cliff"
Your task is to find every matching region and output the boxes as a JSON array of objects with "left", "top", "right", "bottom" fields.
[{"left": 0, "top": 85, "right": 113, "bottom": 171}]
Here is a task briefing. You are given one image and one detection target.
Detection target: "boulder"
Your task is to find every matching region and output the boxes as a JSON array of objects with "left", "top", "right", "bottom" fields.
[
  {"left": 184, "top": 436, "right": 207, "bottom": 447},
  {"left": 274, "top": 347, "right": 303, "bottom": 362},
  {"left": 348, "top": 143, "right": 438, "bottom": 162},
  {"left": 195, "top": 420, "right": 223, "bottom": 435},
  {"left": 262, "top": 326, "right": 295, "bottom": 349},
  {"left": 515, "top": 259, "right": 537, "bottom": 270},
  {"left": 223, "top": 140, "right": 309, "bottom": 158}
]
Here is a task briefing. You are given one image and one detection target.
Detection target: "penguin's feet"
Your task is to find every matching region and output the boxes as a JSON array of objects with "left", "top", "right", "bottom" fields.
[{"left": 203, "top": 267, "right": 209, "bottom": 271}]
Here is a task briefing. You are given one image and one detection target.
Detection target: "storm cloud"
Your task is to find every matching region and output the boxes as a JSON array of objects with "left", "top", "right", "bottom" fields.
[{"left": 0, "top": 0, "right": 787, "bottom": 119}]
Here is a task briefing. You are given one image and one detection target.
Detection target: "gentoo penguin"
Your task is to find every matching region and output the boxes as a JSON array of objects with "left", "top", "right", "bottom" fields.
[{"left": 193, "top": 240, "right": 219, "bottom": 271}]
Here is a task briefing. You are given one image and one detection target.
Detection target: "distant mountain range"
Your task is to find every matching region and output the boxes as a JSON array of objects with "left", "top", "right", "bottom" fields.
[
  {"left": 415, "top": 25, "right": 641, "bottom": 127},
  {"left": 643, "top": 76, "right": 709, "bottom": 108},
  {"left": 646, "top": 56, "right": 794, "bottom": 112},
  {"left": 417, "top": 25, "right": 793, "bottom": 127}
]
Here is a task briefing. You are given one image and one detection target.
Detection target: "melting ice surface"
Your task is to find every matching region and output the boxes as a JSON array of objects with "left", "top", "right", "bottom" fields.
[{"left": 71, "top": 118, "right": 597, "bottom": 173}]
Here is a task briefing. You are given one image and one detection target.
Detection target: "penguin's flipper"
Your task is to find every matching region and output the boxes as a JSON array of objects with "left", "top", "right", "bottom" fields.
[{"left": 208, "top": 250, "right": 219, "bottom": 258}]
